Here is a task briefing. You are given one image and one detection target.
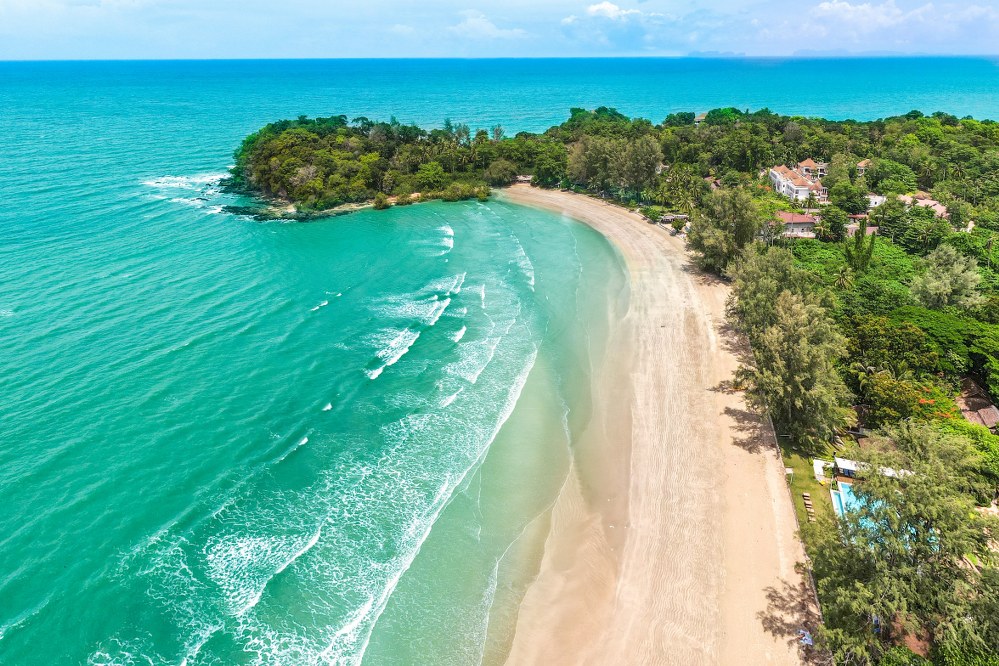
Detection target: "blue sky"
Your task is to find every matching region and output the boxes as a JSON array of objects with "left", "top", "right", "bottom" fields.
[{"left": 1, "top": 0, "right": 997, "bottom": 59}]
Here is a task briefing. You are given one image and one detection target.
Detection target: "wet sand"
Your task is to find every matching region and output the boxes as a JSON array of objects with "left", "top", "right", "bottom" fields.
[{"left": 499, "top": 185, "right": 809, "bottom": 665}]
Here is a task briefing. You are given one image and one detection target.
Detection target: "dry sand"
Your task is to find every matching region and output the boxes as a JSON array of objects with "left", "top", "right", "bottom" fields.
[{"left": 498, "top": 185, "right": 812, "bottom": 666}]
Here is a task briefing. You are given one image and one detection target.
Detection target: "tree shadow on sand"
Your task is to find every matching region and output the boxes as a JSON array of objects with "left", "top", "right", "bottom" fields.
[
  {"left": 758, "top": 574, "right": 832, "bottom": 666},
  {"left": 721, "top": 405, "right": 773, "bottom": 454},
  {"left": 718, "top": 319, "right": 755, "bottom": 366}
]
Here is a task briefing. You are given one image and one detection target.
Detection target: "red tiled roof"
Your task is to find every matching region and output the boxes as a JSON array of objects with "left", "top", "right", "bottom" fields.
[
  {"left": 777, "top": 211, "right": 818, "bottom": 224},
  {"left": 799, "top": 158, "right": 818, "bottom": 169},
  {"left": 772, "top": 166, "right": 823, "bottom": 189}
]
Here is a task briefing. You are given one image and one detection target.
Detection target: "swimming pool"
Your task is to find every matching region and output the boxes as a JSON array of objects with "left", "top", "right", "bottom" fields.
[{"left": 830, "top": 481, "right": 863, "bottom": 518}]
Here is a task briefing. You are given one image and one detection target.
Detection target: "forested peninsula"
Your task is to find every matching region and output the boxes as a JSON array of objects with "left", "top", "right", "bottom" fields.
[{"left": 231, "top": 107, "right": 999, "bottom": 664}]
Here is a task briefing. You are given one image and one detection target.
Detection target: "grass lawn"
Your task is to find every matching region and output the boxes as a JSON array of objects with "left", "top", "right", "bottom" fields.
[{"left": 782, "top": 448, "right": 837, "bottom": 527}]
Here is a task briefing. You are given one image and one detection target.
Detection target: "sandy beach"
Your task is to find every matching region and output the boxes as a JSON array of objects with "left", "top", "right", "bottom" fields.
[{"left": 499, "top": 185, "right": 811, "bottom": 665}]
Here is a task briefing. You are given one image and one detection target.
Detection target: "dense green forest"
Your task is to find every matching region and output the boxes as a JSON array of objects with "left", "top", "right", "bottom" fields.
[
  {"left": 228, "top": 113, "right": 565, "bottom": 212},
  {"left": 233, "top": 107, "right": 999, "bottom": 664}
]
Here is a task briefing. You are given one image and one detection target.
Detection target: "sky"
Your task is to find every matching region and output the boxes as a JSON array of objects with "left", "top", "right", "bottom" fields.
[{"left": 1, "top": 0, "right": 997, "bottom": 60}]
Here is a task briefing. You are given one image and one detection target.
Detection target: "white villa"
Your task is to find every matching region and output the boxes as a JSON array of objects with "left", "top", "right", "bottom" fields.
[
  {"left": 798, "top": 158, "right": 827, "bottom": 179},
  {"left": 776, "top": 211, "right": 819, "bottom": 238},
  {"left": 769, "top": 160, "right": 828, "bottom": 202}
]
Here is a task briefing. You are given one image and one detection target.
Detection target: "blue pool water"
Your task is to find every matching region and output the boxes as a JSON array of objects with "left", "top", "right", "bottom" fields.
[{"left": 831, "top": 481, "right": 863, "bottom": 518}]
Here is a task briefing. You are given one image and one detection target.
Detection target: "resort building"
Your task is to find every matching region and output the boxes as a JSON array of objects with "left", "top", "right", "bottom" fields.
[
  {"left": 856, "top": 159, "right": 872, "bottom": 176},
  {"left": 899, "top": 193, "right": 949, "bottom": 219},
  {"left": 797, "top": 158, "right": 828, "bottom": 180},
  {"left": 776, "top": 211, "right": 818, "bottom": 238},
  {"left": 769, "top": 161, "right": 829, "bottom": 202},
  {"left": 694, "top": 112, "right": 707, "bottom": 127}
]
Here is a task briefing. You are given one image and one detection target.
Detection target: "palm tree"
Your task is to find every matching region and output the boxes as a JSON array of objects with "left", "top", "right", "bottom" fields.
[
  {"left": 835, "top": 266, "right": 854, "bottom": 290},
  {"left": 813, "top": 220, "right": 829, "bottom": 241},
  {"left": 918, "top": 159, "right": 937, "bottom": 190},
  {"left": 850, "top": 362, "right": 878, "bottom": 394},
  {"left": 951, "top": 162, "right": 965, "bottom": 184}
]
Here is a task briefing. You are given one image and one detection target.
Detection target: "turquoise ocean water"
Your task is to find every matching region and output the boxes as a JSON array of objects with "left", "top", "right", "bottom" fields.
[{"left": 2, "top": 58, "right": 998, "bottom": 664}]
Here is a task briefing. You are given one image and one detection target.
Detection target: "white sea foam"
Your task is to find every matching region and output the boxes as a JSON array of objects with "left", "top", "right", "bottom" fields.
[
  {"left": 365, "top": 328, "right": 421, "bottom": 379},
  {"left": 322, "top": 403, "right": 333, "bottom": 412},
  {"left": 310, "top": 300, "right": 329, "bottom": 312},
  {"left": 444, "top": 336, "right": 502, "bottom": 384},
  {"left": 451, "top": 326, "right": 467, "bottom": 343},
  {"left": 347, "top": 343, "right": 541, "bottom": 664},
  {"left": 425, "top": 298, "right": 451, "bottom": 327},
  {"left": 511, "top": 240, "right": 536, "bottom": 291},
  {"left": 423, "top": 273, "right": 466, "bottom": 296},
  {"left": 439, "top": 389, "right": 462, "bottom": 407},
  {"left": 318, "top": 595, "right": 375, "bottom": 664},
  {"left": 143, "top": 173, "right": 227, "bottom": 212},
  {"left": 141, "top": 173, "right": 227, "bottom": 190},
  {"left": 89, "top": 298, "right": 542, "bottom": 666},
  {"left": 247, "top": 524, "right": 323, "bottom": 615},
  {"left": 273, "top": 436, "right": 309, "bottom": 465},
  {"left": 0, "top": 309, "right": 14, "bottom": 318},
  {"left": 374, "top": 295, "right": 445, "bottom": 324}
]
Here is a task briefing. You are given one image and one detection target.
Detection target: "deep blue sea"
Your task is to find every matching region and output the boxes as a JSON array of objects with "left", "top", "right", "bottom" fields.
[{"left": 1, "top": 57, "right": 998, "bottom": 665}]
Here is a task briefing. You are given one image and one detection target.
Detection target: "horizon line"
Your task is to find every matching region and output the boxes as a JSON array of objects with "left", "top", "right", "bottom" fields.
[{"left": 3, "top": 54, "right": 999, "bottom": 64}]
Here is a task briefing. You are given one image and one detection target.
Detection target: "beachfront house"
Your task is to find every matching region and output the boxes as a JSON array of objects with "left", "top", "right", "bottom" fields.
[
  {"left": 776, "top": 211, "right": 818, "bottom": 238},
  {"left": 769, "top": 161, "right": 828, "bottom": 203}
]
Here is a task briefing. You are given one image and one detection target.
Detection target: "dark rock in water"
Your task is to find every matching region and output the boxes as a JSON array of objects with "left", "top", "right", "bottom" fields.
[{"left": 221, "top": 204, "right": 281, "bottom": 221}]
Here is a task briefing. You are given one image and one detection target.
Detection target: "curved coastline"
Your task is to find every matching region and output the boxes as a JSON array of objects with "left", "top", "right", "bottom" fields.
[{"left": 498, "top": 184, "right": 810, "bottom": 665}]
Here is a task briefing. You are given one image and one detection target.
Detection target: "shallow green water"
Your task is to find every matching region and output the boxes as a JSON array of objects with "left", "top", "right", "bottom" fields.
[{"left": 0, "top": 124, "right": 626, "bottom": 663}]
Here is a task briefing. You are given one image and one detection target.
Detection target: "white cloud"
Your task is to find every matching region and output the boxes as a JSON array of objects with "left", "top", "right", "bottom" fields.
[
  {"left": 560, "top": 2, "right": 683, "bottom": 52},
  {"left": 447, "top": 10, "right": 527, "bottom": 40},
  {"left": 585, "top": 2, "right": 640, "bottom": 20},
  {"left": 1, "top": 0, "right": 998, "bottom": 59},
  {"left": 812, "top": 0, "right": 930, "bottom": 30},
  {"left": 745, "top": 0, "right": 999, "bottom": 55}
]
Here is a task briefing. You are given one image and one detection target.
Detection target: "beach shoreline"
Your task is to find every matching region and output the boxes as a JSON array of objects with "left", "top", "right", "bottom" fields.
[{"left": 497, "top": 184, "right": 810, "bottom": 665}]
